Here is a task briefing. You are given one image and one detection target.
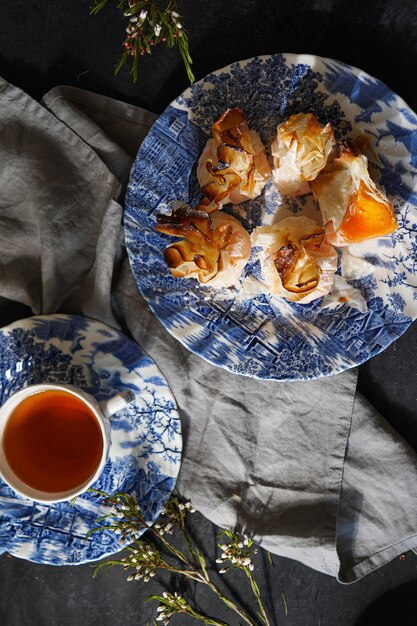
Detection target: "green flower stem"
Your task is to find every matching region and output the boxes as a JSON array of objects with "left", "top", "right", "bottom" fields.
[
  {"left": 177, "top": 523, "right": 210, "bottom": 580},
  {"left": 148, "top": 528, "right": 259, "bottom": 625},
  {"left": 148, "top": 526, "right": 191, "bottom": 567},
  {"left": 203, "top": 580, "right": 258, "bottom": 626},
  {"left": 182, "top": 527, "right": 199, "bottom": 562},
  {"left": 245, "top": 568, "right": 271, "bottom": 626},
  {"left": 187, "top": 569, "right": 258, "bottom": 626},
  {"left": 93, "top": 558, "right": 128, "bottom": 577},
  {"left": 180, "top": 606, "right": 228, "bottom": 626}
]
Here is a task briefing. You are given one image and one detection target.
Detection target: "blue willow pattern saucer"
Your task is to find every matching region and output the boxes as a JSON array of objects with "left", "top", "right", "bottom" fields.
[
  {"left": 124, "top": 53, "right": 417, "bottom": 381},
  {"left": 0, "top": 314, "right": 181, "bottom": 565}
]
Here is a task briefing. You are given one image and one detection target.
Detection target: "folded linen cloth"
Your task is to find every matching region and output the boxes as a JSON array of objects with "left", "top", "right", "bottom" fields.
[{"left": 1, "top": 77, "right": 417, "bottom": 582}]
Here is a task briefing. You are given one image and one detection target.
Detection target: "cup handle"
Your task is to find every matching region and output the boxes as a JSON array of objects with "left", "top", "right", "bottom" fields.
[{"left": 100, "top": 390, "right": 136, "bottom": 418}]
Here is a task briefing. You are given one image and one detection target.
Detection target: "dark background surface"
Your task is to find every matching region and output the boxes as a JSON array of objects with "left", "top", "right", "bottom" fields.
[{"left": 1, "top": 1, "right": 417, "bottom": 624}]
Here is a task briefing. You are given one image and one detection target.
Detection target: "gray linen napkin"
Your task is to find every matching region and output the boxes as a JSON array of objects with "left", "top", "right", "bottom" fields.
[{"left": 1, "top": 77, "right": 417, "bottom": 582}]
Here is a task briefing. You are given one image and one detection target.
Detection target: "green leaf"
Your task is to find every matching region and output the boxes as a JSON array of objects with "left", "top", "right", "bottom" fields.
[
  {"left": 90, "top": 0, "right": 109, "bottom": 16},
  {"left": 281, "top": 591, "right": 289, "bottom": 616},
  {"left": 198, "top": 551, "right": 209, "bottom": 581}
]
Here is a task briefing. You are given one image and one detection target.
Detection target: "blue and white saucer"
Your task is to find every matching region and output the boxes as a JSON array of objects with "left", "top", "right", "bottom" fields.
[
  {"left": 124, "top": 53, "right": 417, "bottom": 381},
  {"left": 0, "top": 314, "right": 181, "bottom": 565}
]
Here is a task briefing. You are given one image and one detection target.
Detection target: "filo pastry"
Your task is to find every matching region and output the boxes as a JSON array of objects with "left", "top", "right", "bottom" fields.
[
  {"left": 251, "top": 216, "right": 338, "bottom": 303},
  {"left": 310, "top": 144, "right": 398, "bottom": 246},
  {"left": 197, "top": 108, "right": 271, "bottom": 209},
  {"left": 271, "top": 113, "right": 335, "bottom": 197},
  {"left": 155, "top": 204, "right": 251, "bottom": 288}
]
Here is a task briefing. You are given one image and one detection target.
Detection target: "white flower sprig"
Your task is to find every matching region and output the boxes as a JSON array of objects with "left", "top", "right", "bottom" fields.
[
  {"left": 216, "top": 529, "right": 272, "bottom": 626},
  {"left": 217, "top": 535, "right": 255, "bottom": 572},
  {"left": 90, "top": 0, "right": 194, "bottom": 84},
  {"left": 90, "top": 491, "right": 278, "bottom": 626},
  {"left": 151, "top": 591, "right": 227, "bottom": 626}
]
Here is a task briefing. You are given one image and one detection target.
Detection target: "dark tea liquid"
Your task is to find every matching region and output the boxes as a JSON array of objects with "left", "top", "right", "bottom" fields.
[{"left": 3, "top": 390, "right": 104, "bottom": 493}]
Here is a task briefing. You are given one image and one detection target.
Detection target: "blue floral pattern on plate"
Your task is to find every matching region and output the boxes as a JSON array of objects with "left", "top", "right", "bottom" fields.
[
  {"left": 0, "top": 314, "right": 181, "bottom": 565},
  {"left": 124, "top": 53, "right": 417, "bottom": 380}
]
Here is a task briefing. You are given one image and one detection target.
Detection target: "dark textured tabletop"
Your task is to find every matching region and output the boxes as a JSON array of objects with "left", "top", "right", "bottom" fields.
[{"left": 1, "top": 1, "right": 417, "bottom": 624}]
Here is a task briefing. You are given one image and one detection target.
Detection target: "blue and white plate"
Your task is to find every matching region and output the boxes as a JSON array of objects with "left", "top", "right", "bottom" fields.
[
  {"left": 0, "top": 314, "right": 181, "bottom": 565},
  {"left": 125, "top": 53, "right": 417, "bottom": 380}
]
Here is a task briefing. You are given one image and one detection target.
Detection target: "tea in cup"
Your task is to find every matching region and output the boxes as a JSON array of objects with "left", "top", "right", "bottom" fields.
[{"left": 0, "top": 383, "right": 134, "bottom": 503}]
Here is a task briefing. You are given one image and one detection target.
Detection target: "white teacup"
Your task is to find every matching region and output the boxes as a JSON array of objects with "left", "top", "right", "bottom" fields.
[{"left": 0, "top": 383, "right": 135, "bottom": 504}]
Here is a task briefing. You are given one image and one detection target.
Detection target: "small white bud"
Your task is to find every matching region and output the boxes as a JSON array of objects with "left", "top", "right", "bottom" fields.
[{"left": 139, "top": 9, "right": 148, "bottom": 20}]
